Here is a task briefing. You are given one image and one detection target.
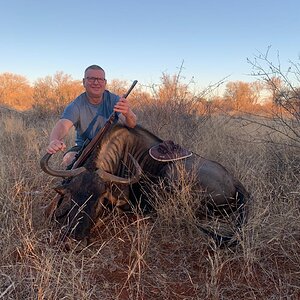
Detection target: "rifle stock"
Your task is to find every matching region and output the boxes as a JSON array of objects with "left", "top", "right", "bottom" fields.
[{"left": 71, "top": 80, "right": 138, "bottom": 169}]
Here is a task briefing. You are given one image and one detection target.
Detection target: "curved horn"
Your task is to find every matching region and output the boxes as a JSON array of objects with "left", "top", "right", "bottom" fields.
[
  {"left": 96, "top": 154, "right": 142, "bottom": 184},
  {"left": 40, "top": 153, "right": 87, "bottom": 178}
]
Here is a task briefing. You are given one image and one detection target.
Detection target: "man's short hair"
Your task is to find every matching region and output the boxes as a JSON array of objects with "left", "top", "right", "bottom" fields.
[{"left": 84, "top": 65, "right": 105, "bottom": 77}]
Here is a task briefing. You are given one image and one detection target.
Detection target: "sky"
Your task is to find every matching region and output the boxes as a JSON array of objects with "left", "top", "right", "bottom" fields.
[{"left": 1, "top": 0, "right": 299, "bottom": 92}]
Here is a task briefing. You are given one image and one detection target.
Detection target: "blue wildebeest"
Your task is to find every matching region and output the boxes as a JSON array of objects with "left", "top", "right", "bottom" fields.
[{"left": 41, "top": 124, "right": 249, "bottom": 246}]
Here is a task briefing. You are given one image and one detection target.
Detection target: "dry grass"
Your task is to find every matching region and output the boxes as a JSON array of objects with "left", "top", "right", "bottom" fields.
[{"left": 0, "top": 103, "right": 299, "bottom": 300}]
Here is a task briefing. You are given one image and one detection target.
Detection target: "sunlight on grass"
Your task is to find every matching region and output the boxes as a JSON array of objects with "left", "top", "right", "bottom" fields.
[{"left": 0, "top": 97, "right": 299, "bottom": 299}]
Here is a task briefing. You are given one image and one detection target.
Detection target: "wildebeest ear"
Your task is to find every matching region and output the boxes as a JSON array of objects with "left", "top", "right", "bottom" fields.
[{"left": 54, "top": 185, "right": 68, "bottom": 195}]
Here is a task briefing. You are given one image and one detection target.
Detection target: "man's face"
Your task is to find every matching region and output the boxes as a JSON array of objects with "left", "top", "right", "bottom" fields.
[{"left": 83, "top": 69, "right": 107, "bottom": 98}]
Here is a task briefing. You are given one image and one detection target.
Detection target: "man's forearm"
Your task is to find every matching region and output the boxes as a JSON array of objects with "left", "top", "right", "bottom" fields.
[{"left": 49, "top": 119, "right": 73, "bottom": 142}]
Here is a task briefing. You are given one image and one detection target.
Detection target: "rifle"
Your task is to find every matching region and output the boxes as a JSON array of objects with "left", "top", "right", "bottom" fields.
[{"left": 71, "top": 80, "right": 138, "bottom": 169}]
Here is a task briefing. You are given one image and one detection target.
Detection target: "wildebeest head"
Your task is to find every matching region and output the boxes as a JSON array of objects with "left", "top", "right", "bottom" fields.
[{"left": 41, "top": 151, "right": 142, "bottom": 240}]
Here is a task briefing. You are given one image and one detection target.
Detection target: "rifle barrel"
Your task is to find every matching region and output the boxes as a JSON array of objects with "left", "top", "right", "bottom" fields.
[{"left": 123, "top": 80, "right": 138, "bottom": 98}]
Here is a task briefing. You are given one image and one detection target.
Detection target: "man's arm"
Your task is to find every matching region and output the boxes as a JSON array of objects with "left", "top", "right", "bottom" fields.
[
  {"left": 46, "top": 119, "right": 74, "bottom": 154},
  {"left": 123, "top": 108, "right": 137, "bottom": 128}
]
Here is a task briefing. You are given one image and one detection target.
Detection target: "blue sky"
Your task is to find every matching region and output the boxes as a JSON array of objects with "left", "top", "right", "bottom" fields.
[{"left": 1, "top": 0, "right": 299, "bottom": 91}]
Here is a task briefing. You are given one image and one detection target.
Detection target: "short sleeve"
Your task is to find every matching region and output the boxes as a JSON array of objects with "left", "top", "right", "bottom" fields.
[{"left": 61, "top": 101, "right": 80, "bottom": 126}]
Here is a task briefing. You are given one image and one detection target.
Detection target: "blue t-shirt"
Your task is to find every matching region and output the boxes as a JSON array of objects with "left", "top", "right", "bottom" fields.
[{"left": 61, "top": 90, "right": 120, "bottom": 147}]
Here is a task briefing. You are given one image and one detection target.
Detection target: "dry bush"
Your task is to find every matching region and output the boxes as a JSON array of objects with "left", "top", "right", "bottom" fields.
[
  {"left": 32, "top": 72, "right": 84, "bottom": 117},
  {"left": 0, "top": 73, "right": 34, "bottom": 110},
  {"left": 245, "top": 48, "right": 300, "bottom": 148},
  {"left": 0, "top": 97, "right": 299, "bottom": 300}
]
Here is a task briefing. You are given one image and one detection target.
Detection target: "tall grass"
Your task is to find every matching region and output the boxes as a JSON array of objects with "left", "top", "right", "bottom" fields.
[{"left": 0, "top": 101, "right": 299, "bottom": 299}]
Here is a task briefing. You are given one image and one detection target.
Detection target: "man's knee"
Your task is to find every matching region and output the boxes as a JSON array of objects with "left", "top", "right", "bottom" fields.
[{"left": 62, "top": 151, "right": 77, "bottom": 167}]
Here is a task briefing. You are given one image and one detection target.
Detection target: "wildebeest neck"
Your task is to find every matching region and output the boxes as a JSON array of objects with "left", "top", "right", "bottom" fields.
[{"left": 94, "top": 124, "right": 164, "bottom": 177}]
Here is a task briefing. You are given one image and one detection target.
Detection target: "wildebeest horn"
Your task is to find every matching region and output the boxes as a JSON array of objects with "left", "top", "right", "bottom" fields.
[
  {"left": 40, "top": 153, "right": 87, "bottom": 178},
  {"left": 96, "top": 154, "right": 142, "bottom": 184}
]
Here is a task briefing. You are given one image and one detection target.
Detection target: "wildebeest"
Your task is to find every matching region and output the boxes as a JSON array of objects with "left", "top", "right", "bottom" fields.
[{"left": 41, "top": 123, "right": 249, "bottom": 245}]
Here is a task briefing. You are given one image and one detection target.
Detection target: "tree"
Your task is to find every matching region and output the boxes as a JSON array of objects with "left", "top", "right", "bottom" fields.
[
  {"left": 0, "top": 72, "right": 33, "bottom": 110},
  {"left": 107, "top": 79, "right": 128, "bottom": 96},
  {"left": 156, "top": 72, "right": 191, "bottom": 104},
  {"left": 241, "top": 47, "right": 300, "bottom": 148},
  {"left": 265, "top": 76, "right": 283, "bottom": 104},
  {"left": 107, "top": 79, "right": 152, "bottom": 110},
  {"left": 223, "top": 81, "right": 262, "bottom": 111},
  {"left": 33, "top": 71, "right": 83, "bottom": 113},
  {"left": 248, "top": 47, "right": 299, "bottom": 120}
]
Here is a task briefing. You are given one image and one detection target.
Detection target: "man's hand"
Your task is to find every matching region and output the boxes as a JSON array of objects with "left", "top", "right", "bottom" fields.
[
  {"left": 46, "top": 119, "right": 73, "bottom": 154},
  {"left": 46, "top": 139, "right": 66, "bottom": 154},
  {"left": 114, "top": 97, "right": 137, "bottom": 128},
  {"left": 114, "top": 97, "right": 130, "bottom": 116}
]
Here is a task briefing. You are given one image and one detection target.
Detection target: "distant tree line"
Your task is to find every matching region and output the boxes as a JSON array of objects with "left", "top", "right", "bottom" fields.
[{"left": 0, "top": 58, "right": 299, "bottom": 122}]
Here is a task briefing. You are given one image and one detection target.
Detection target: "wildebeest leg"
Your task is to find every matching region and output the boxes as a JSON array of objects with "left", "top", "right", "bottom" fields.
[
  {"left": 89, "top": 193, "right": 114, "bottom": 234},
  {"left": 235, "top": 182, "right": 250, "bottom": 229},
  {"left": 90, "top": 189, "right": 133, "bottom": 236},
  {"left": 197, "top": 188, "right": 249, "bottom": 247},
  {"left": 44, "top": 193, "right": 61, "bottom": 221}
]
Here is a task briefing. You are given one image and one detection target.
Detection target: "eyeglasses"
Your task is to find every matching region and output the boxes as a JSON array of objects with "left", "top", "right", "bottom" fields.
[{"left": 85, "top": 77, "right": 106, "bottom": 83}]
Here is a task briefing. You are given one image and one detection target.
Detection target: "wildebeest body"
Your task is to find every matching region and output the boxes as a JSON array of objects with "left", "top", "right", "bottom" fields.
[{"left": 41, "top": 124, "right": 249, "bottom": 243}]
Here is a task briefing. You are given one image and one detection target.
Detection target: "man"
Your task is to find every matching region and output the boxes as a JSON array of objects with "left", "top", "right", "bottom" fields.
[{"left": 46, "top": 65, "right": 137, "bottom": 167}]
